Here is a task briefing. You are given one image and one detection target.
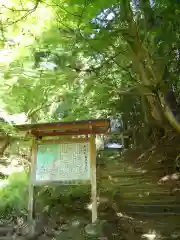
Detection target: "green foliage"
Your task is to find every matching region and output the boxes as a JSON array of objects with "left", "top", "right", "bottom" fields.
[
  {"left": 0, "top": 171, "right": 28, "bottom": 217},
  {"left": 0, "top": 169, "right": 91, "bottom": 218},
  {"left": 35, "top": 185, "right": 91, "bottom": 215},
  {"left": 0, "top": 0, "right": 179, "bottom": 132}
]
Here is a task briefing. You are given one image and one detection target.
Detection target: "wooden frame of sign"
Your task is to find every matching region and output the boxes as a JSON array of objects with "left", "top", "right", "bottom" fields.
[{"left": 15, "top": 119, "right": 110, "bottom": 233}]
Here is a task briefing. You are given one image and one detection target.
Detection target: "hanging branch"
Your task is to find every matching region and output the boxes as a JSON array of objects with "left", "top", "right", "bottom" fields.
[{"left": 2, "top": 0, "right": 41, "bottom": 27}]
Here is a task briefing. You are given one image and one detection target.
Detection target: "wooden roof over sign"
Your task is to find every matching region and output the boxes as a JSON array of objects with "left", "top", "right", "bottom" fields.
[{"left": 15, "top": 119, "right": 110, "bottom": 137}]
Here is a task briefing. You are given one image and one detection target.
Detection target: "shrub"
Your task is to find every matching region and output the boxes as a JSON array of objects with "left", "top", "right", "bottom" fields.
[
  {"left": 0, "top": 170, "right": 92, "bottom": 220},
  {"left": 35, "top": 185, "right": 91, "bottom": 215},
  {"left": 0, "top": 170, "right": 28, "bottom": 218}
]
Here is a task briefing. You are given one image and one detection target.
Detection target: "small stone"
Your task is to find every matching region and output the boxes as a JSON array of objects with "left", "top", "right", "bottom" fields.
[
  {"left": 71, "top": 220, "right": 81, "bottom": 227},
  {"left": 85, "top": 220, "right": 106, "bottom": 237},
  {"left": 38, "top": 234, "right": 52, "bottom": 240},
  {"left": 61, "top": 224, "right": 69, "bottom": 231}
]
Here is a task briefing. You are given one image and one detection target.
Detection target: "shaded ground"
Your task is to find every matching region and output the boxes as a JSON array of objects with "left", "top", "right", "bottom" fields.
[
  {"left": 1, "top": 142, "right": 180, "bottom": 239},
  {"left": 17, "top": 149, "right": 180, "bottom": 239},
  {"left": 97, "top": 148, "right": 180, "bottom": 239}
]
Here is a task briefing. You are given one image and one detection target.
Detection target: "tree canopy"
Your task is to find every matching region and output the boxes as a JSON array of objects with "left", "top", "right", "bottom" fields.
[{"left": 0, "top": 0, "right": 180, "bottom": 135}]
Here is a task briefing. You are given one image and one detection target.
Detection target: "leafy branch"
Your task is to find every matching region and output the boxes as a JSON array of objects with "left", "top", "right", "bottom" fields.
[{"left": 2, "top": 0, "right": 41, "bottom": 27}]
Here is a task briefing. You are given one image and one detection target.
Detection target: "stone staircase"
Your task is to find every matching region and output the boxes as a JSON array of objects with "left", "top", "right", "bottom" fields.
[{"left": 0, "top": 224, "right": 15, "bottom": 240}]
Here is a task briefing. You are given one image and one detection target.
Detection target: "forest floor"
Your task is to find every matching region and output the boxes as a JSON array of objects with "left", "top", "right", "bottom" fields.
[{"left": 1, "top": 136, "right": 180, "bottom": 239}]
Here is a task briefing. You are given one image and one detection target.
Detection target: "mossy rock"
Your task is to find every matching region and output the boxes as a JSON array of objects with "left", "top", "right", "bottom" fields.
[
  {"left": 56, "top": 224, "right": 85, "bottom": 240},
  {"left": 85, "top": 219, "right": 112, "bottom": 237}
]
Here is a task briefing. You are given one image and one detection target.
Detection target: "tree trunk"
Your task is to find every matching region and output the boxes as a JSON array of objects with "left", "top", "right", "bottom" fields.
[
  {"left": 0, "top": 137, "right": 10, "bottom": 156},
  {"left": 120, "top": 1, "right": 180, "bottom": 133},
  {"left": 158, "top": 93, "right": 180, "bottom": 133}
]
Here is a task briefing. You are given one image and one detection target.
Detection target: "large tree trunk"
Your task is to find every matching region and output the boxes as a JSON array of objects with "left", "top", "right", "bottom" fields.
[
  {"left": 0, "top": 136, "right": 10, "bottom": 156},
  {"left": 120, "top": 1, "right": 180, "bottom": 133},
  {"left": 158, "top": 93, "right": 180, "bottom": 133}
]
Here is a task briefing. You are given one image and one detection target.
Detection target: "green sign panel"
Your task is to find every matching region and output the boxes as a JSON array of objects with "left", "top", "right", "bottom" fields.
[{"left": 34, "top": 142, "right": 90, "bottom": 183}]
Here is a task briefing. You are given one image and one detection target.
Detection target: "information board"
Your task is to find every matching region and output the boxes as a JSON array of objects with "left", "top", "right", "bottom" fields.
[{"left": 34, "top": 142, "right": 90, "bottom": 184}]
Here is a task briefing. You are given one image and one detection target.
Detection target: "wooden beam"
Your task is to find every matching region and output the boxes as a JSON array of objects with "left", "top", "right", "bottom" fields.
[
  {"left": 31, "top": 128, "right": 109, "bottom": 137},
  {"left": 15, "top": 119, "right": 110, "bottom": 132},
  {"left": 32, "top": 180, "right": 91, "bottom": 186}
]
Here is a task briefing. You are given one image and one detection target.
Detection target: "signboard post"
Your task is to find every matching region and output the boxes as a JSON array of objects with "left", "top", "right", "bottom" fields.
[
  {"left": 15, "top": 119, "right": 110, "bottom": 230},
  {"left": 28, "top": 137, "right": 36, "bottom": 235},
  {"left": 90, "top": 135, "right": 97, "bottom": 222}
]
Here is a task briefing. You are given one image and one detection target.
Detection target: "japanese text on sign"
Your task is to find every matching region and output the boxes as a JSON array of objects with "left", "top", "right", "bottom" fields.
[{"left": 34, "top": 142, "right": 90, "bottom": 183}]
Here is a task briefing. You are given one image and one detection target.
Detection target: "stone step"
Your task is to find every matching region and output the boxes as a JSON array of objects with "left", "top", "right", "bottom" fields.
[
  {"left": 0, "top": 237, "right": 14, "bottom": 240},
  {"left": 0, "top": 225, "right": 14, "bottom": 229},
  {"left": 0, "top": 224, "right": 15, "bottom": 240},
  {"left": 0, "top": 226, "right": 14, "bottom": 235}
]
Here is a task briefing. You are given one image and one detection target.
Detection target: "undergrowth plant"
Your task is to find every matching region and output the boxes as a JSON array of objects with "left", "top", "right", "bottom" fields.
[
  {"left": 0, "top": 171, "right": 28, "bottom": 218},
  {"left": 0, "top": 169, "right": 91, "bottom": 220}
]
